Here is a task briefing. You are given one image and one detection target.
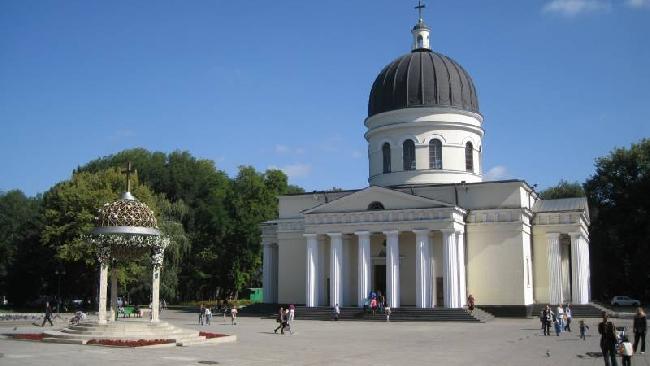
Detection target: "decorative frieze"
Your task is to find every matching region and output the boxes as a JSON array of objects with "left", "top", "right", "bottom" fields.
[
  {"left": 304, "top": 207, "right": 460, "bottom": 226},
  {"left": 467, "top": 209, "right": 531, "bottom": 225}
]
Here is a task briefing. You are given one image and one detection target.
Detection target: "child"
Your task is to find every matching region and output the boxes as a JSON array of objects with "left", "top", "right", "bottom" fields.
[
  {"left": 579, "top": 320, "right": 589, "bottom": 340},
  {"left": 619, "top": 335, "right": 633, "bottom": 366},
  {"left": 554, "top": 316, "right": 562, "bottom": 336}
]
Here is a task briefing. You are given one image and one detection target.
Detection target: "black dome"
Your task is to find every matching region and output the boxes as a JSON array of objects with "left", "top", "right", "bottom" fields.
[{"left": 368, "top": 49, "right": 479, "bottom": 117}]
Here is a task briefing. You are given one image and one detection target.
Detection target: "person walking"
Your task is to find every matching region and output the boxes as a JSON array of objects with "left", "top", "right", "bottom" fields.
[
  {"left": 198, "top": 304, "right": 205, "bottom": 325},
  {"left": 230, "top": 306, "right": 238, "bottom": 325},
  {"left": 289, "top": 304, "right": 295, "bottom": 324},
  {"left": 385, "top": 306, "right": 391, "bottom": 322},
  {"left": 41, "top": 301, "right": 54, "bottom": 327},
  {"left": 598, "top": 312, "right": 619, "bottom": 366},
  {"left": 333, "top": 303, "right": 340, "bottom": 321},
  {"left": 565, "top": 304, "right": 573, "bottom": 332},
  {"left": 633, "top": 307, "right": 646, "bottom": 354},
  {"left": 556, "top": 305, "right": 565, "bottom": 333},
  {"left": 467, "top": 294, "right": 475, "bottom": 311},
  {"left": 204, "top": 306, "right": 212, "bottom": 325},
  {"left": 579, "top": 320, "right": 589, "bottom": 340},
  {"left": 274, "top": 307, "right": 285, "bottom": 334},
  {"left": 619, "top": 335, "right": 633, "bottom": 366},
  {"left": 543, "top": 305, "right": 553, "bottom": 336}
]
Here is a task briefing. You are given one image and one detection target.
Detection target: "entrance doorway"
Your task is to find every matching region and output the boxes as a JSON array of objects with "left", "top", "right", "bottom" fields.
[
  {"left": 436, "top": 277, "right": 443, "bottom": 307},
  {"left": 373, "top": 265, "right": 386, "bottom": 295}
]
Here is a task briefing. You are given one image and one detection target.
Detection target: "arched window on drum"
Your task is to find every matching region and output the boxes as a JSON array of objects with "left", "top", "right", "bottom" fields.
[
  {"left": 429, "top": 139, "right": 442, "bottom": 169},
  {"left": 403, "top": 140, "right": 416, "bottom": 171},
  {"left": 382, "top": 143, "right": 391, "bottom": 173},
  {"left": 465, "top": 142, "right": 474, "bottom": 172}
]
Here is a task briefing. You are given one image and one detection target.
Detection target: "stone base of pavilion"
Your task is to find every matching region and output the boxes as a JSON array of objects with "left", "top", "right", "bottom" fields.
[{"left": 42, "top": 319, "right": 236, "bottom": 347}]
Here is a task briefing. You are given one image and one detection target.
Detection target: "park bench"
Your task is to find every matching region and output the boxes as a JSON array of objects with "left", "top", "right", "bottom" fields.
[{"left": 120, "top": 306, "right": 138, "bottom": 318}]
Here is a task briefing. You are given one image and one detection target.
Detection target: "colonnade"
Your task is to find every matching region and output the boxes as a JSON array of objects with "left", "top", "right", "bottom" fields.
[
  {"left": 294, "top": 229, "right": 467, "bottom": 309},
  {"left": 546, "top": 232, "right": 590, "bottom": 305}
]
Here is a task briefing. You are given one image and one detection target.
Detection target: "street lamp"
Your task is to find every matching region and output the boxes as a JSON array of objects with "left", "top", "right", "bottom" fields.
[{"left": 55, "top": 268, "right": 66, "bottom": 313}]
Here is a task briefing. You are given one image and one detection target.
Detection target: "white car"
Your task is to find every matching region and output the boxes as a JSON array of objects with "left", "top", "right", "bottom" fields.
[{"left": 610, "top": 296, "right": 641, "bottom": 307}]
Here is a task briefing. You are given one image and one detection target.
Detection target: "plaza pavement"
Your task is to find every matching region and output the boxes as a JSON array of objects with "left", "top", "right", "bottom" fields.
[{"left": 0, "top": 309, "right": 648, "bottom": 366}]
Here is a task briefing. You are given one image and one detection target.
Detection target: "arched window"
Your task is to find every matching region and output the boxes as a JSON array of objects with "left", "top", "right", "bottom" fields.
[
  {"left": 368, "top": 201, "right": 385, "bottom": 210},
  {"left": 382, "top": 143, "right": 391, "bottom": 173},
  {"left": 429, "top": 139, "right": 442, "bottom": 169},
  {"left": 465, "top": 142, "right": 474, "bottom": 172},
  {"left": 417, "top": 35, "right": 424, "bottom": 49},
  {"left": 403, "top": 139, "right": 416, "bottom": 171}
]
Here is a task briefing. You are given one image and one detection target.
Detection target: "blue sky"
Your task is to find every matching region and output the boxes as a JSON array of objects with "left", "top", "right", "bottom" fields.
[{"left": 1, "top": 0, "right": 649, "bottom": 196}]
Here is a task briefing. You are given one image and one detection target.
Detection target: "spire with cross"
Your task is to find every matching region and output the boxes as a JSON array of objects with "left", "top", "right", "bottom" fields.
[
  {"left": 415, "top": 0, "right": 426, "bottom": 22},
  {"left": 122, "top": 161, "right": 135, "bottom": 193}
]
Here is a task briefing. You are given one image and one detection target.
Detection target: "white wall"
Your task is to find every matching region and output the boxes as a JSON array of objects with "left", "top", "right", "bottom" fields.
[{"left": 277, "top": 233, "right": 307, "bottom": 304}]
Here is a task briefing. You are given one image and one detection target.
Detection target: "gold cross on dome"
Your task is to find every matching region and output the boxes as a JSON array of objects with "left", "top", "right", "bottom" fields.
[
  {"left": 415, "top": 0, "right": 426, "bottom": 21},
  {"left": 122, "top": 161, "right": 135, "bottom": 192}
]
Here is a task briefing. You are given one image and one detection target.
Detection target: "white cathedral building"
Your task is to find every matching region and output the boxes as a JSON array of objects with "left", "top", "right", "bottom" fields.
[{"left": 261, "top": 13, "right": 591, "bottom": 316}]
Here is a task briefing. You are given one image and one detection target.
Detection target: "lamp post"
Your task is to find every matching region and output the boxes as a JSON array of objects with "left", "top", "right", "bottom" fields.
[{"left": 55, "top": 268, "right": 66, "bottom": 313}]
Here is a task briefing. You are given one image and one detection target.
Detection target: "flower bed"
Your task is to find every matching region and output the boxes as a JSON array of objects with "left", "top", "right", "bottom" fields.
[
  {"left": 86, "top": 338, "right": 175, "bottom": 347},
  {"left": 199, "top": 331, "right": 227, "bottom": 339},
  {"left": 12, "top": 333, "right": 45, "bottom": 341}
]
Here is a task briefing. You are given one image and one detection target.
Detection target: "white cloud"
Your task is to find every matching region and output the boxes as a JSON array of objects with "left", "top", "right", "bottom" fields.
[
  {"left": 274, "top": 144, "right": 304, "bottom": 155},
  {"left": 625, "top": 0, "right": 650, "bottom": 8},
  {"left": 269, "top": 163, "right": 312, "bottom": 179},
  {"left": 542, "top": 0, "right": 610, "bottom": 16},
  {"left": 484, "top": 165, "right": 510, "bottom": 181}
]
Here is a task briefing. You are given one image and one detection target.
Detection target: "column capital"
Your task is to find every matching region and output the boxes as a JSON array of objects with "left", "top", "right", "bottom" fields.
[
  {"left": 382, "top": 230, "right": 399, "bottom": 237},
  {"left": 304, "top": 233, "right": 318, "bottom": 239},
  {"left": 569, "top": 232, "right": 583, "bottom": 240},
  {"left": 327, "top": 232, "right": 343, "bottom": 238},
  {"left": 354, "top": 230, "right": 370, "bottom": 237},
  {"left": 546, "top": 232, "right": 561, "bottom": 240},
  {"left": 440, "top": 228, "right": 456, "bottom": 235}
]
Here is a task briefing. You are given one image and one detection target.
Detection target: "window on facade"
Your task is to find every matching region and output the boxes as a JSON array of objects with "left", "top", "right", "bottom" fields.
[
  {"left": 417, "top": 35, "right": 424, "bottom": 49},
  {"left": 429, "top": 139, "right": 442, "bottom": 169},
  {"left": 382, "top": 143, "right": 391, "bottom": 173},
  {"left": 368, "top": 201, "right": 385, "bottom": 210},
  {"left": 465, "top": 142, "right": 474, "bottom": 172},
  {"left": 403, "top": 140, "right": 416, "bottom": 171}
]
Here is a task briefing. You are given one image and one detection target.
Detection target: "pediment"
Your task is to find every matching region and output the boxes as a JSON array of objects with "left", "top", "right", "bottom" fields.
[{"left": 303, "top": 186, "right": 453, "bottom": 214}]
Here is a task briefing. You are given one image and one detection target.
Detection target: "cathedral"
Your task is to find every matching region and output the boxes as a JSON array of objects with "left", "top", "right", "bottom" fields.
[{"left": 260, "top": 8, "right": 590, "bottom": 316}]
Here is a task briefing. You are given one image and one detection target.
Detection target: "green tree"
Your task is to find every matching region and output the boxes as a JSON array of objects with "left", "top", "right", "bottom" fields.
[
  {"left": 539, "top": 180, "right": 585, "bottom": 200},
  {"left": 585, "top": 138, "right": 650, "bottom": 302}
]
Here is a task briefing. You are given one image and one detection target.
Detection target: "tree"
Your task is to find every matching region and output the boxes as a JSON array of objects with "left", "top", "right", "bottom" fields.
[
  {"left": 584, "top": 139, "right": 650, "bottom": 302},
  {"left": 539, "top": 180, "right": 585, "bottom": 200}
]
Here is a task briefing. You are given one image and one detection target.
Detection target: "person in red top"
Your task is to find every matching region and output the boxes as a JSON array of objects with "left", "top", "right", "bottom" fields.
[{"left": 467, "top": 294, "right": 475, "bottom": 311}]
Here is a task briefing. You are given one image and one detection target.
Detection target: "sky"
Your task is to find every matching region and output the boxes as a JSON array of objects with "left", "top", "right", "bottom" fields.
[{"left": 1, "top": 0, "right": 649, "bottom": 196}]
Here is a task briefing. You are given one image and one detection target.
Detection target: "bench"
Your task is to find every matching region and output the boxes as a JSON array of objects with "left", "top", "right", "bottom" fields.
[{"left": 120, "top": 306, "right": 138, "bottom": 318}]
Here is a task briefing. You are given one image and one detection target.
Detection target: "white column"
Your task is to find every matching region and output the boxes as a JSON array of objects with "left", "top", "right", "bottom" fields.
[
  {"left": 305, "top": 234, "right": 319, "bottom": 307},
  {"left": 429, "top": 240, "right": 436, "bottom": 307},
  {"left": 546, "top": 233, "right": 563, "bottom": 305},
  {"left": 98, "top": 263, "right": 109, "bottom": 324},
  {"left": 583, "top": 239, "right": 591, "bottom": 302},
  {"left": 384, "top": 230, "right": 400, "bottom": 308},
  {"left": 413, "top": 230, "right": 431, "bottom": 308},
  {"left": 355, "top": 231, "right": 371, "bottom": 308},
  {"left": 442, "top": 229, "right": 459, "bottom": 308},
  {"left": 570, "top": 233, "right": 581, "bottom": 304},
  {"left": 109, "top": 266, "right": 118, "bottom": 322},
  {"left": 456, "top": 231, "right": 467, "bottom": 307},
  {"left": 151, "top": 266, "right": 160, "bottom": 322},
  {"left": 328, "top": 233, "right": 343, "bottom": 307}
]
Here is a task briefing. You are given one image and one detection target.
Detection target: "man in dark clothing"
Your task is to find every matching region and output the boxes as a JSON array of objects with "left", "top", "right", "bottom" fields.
[
  {"left": 598, "top": 312, "right": 618, "bottom": 366},
  {"left": 633, "top": 307, "right": 647, "bottom": 354},
  {"left": 274, "top": 307, "right": 287, "bottom": 334},
  {"left": 41, "top": 302, "right": 54, "bottom": 327}
]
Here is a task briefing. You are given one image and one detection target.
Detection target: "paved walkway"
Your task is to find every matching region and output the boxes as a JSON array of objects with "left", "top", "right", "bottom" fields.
[{"left": 0, "top": 310, "right": 648, "bottom": 365}]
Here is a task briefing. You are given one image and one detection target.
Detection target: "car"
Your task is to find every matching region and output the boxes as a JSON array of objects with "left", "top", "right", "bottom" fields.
[{"left": 610, "top": 296, "right": 641, "bottom": 307}]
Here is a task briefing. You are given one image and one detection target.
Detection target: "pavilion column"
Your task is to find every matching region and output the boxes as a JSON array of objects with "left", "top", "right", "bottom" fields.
[
  {"left": 263, "top": 242, "right": 277, "bottom": 304},
  {"left": 456, "top": 231, "right": 467, "bottom": 307},
  {"left": 429, "top": 239, "right": 436, "bottom": 307},
  {"left": 546, "top": 233, "right": 563, "bottom": 305},
  {"left": 384, "top": 230, "right": 400, "bottom": 308},
  {"left": 328, "top": 233, "right": 343, "bottom": 307},
  {"left": 583, "top": 238, "right": 591, "bottom": 302},
  {"left": 98, "top": 262, "right": 109, "bottom": 324},
  {"left": 305, "top": 234, "right": 319, "bottom": 307},
  {"left": 355, "top": 231, "right": 371, "bottom": 308},
  {"left": 413, "top": 230, "right": 431, "bottom": 308},
  {"left": 151, "top": 265, "right": 161, "bottom": 322},
  {"left": 442, "top": 229, "right": 459, "bottom": 308},
  {"left": 571, "top": 233, "right": 590, "bottom": 304},
  {"left": 109, "top": 266, "right": 118, "bottom": 322}
]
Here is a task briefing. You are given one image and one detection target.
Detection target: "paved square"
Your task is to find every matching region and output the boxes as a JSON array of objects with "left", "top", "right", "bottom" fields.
[{"left": 1, "top": 310, "right": 648, "bottom": 366}]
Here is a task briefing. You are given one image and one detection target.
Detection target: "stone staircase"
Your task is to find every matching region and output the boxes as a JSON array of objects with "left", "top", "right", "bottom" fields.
[
  {"left": 531, "top": 304, "right": 607, "bottom": 318},
  {"left": 42, "top": 320, "right": 236, "bottom": 346},
  {"left": 293, "top": 306, "right": 484, "bottom": 322}
]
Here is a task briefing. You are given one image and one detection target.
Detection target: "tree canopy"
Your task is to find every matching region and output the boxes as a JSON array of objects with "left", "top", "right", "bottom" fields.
[{"left": 539, "top": 179, "right": 585, "bottom": 200}]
